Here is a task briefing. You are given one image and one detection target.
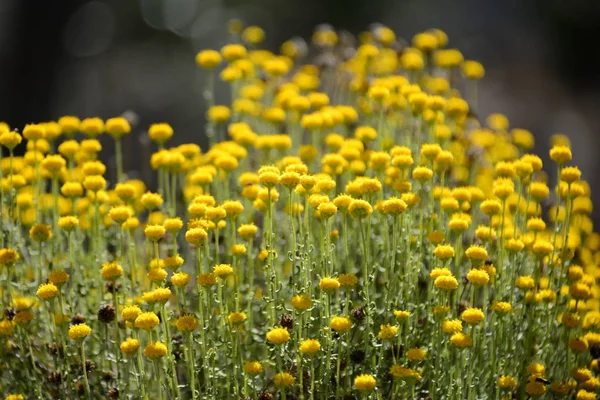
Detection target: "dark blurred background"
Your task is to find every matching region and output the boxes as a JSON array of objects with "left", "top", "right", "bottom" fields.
[{"left": 1, "top": 0, "right": 600, "bottom": 220}]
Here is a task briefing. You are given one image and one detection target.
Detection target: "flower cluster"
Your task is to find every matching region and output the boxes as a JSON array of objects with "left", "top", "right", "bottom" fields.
[{"left": 0, "top": 21, "right": 598, "bottom": 400}]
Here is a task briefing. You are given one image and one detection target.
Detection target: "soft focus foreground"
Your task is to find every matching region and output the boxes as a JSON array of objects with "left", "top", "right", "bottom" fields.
[{"left": 0, "top": 23, "right": 599, "bottom": 400}]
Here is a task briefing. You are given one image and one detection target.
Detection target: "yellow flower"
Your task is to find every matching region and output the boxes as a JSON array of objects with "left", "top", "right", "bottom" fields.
[
  {"left": 389, "top": 365, "right": 422, "bottom": 381},
  {"left": 230, "top": 244, "right": 247, "bottom": 256},
  {"left": 0, "top": 131, "right": 22, "bottom": 150},
  {"left": 572, "top": 367, "right": 592, "bottom": 382},
  {"left": 434, "top": 275, "right": 458, "bottom": 290},
  {"left": 527, "top": 362, "right": 545, "bottom": 377},
  {"left": 164, "top": 254, "right": 184, "bottom": 270},
  {"left": 299, "top": 339, "right": 321, "bottom": 355},
  {"left": 83, "top": 175, "right": 106, "bottom": 192},
  {"left": 491, "top": 301, "right": 512, "bottom": 314},
  {"left": 515, "top": 275, "right": 535, "bottom": 290},
  {"left": 549, "top": 145, "right": 572, "bottom": 164},
  {"left": 101, "top": 261, "right": 123, "bottom": 280},
  {"left": 338, "top": 274, "right": 358, "bottom": 287},
  {"left": 266, "top": 327, "right": 290, "bottom": 344},
  {"left": 148, "top": 123, "right": 174, "bottom": 144},
  {"left": 134, "top": 312, "right": 160, "bottom": 330},
  {"left": 197, "top": 273, "right": 217, "bottom": 287},
  {"left": 349, "top": 199, "right": 373, "bottom": 219},
  {"left": 120, "top": 337, "right": 141, "bottom": 355},
  {"left": 319, "top": 277, "right": 340, "bottom": 293},
  {"left": 186, "top": 227, "right": 208, "bottom": 245},
  {"left": 243, "top": 361, "right": 263, "bottom": 375},
  {"left": 196, "top": 49, "right": 222, "bottom": 69},
  {"left": 291, "top": 294, "right": 312, "bottom": 311},
  {"left": 466, "top": 269, "right": 490, "bottom": 285},
  {"left": 498, "top": 375, "right": 517, "bottom": 389},
  {"left": 48, "top": 270, "right": 69, "bottom": 286},
  {"left": 442, "top": 319, "right": 463, "bottom": 334},
  {"left": 274, "top": 372, "right": 295, "bottom": 387},
  {"left": 171, "top": 272, "right": 190, "bottom": 287},
  {"left": 525, "top": 381, "right": 546, "bottom": 396},
  {"left": 330, "top": 316, "right": 352, "bottom": 333},
  {"left": 406, "top": 348, "right": 426, "bottom": 361},
  {"left": 221, "top": 44, "right": 247, "bottom": 61},
  {"left": 68, "top": 323, "right": 92, "bottom": 340},
  {"left": 461, "top": 308, "right": 485, "bottom": 325},
  {"left": 465, "top": 245, "right": 488, "bottom": 261},
  {"left": 122, "top": 305, "right": 142, "bottom": 321},
  {"left": 576, "top": 390, "right": 597, "bottom": 400},
  {"left": 462, "top": 60, "right": 484, "bottom": 80},
  {"left": 569, "top": 337, "right": 589, "bottom": 353},
  {"left": 80, "top": 117, "right": 104, "bottom": 137},
  {"left": 532, "top": 240, "right": 553, "bottom": 256},
  {"left": 144, "top": 341, "right": 168, "bottom": 359},
  {"left": 228, "top": 312, "right": 247, "bottom": 324},
  {"left": 378, "top": 324, "right": 398, "bottom": 340},
  {"left": 144, "top": 224, "right": 166, "bottom": 241},
  {"left": 5, "top": 395, "right": 25, "bottom": 400},
  {"left": 394, "top": 310, "right": 411, "bottom": 320},
  {"left": 36, "top": 283, "right": 59, "bottom": 301},
  {"left": 141, "top": 192, "right": 164, "bottom": 210},
  {"left": 106, "top": 117, "right": 131, "bottom": 139},
  {"left": 0, "top": 248, "right": 19, "bottom": 265},
  {"left": 450, "top": 332, "right": 472, "bottom": 347},
  {"left": 0, "top": 320, "right": 14, "bottom": 336},
  {"left": 29, "top": 224, "right": 52, "bottom": 242},
  {"left": 13, "top": 311, "right": 33, "bottom": 324},
  {"left": 176, "top": 315, "right": 198, "bottom": 332},
  {"left": 213, "top": 264, "right": 233, "bottom": 277},
  {"left": 238, "top": 223, "right": 258, "bottom": 239},
  {"left": 58, "top": 216, "right": 79, "bottom": 231},
  {"left": 23, "top": 123, "right": 46, "bottom": 141},
  {"left": 430, "top": 267, "right": 452, "bottom": 279},
  {"left": 434, "top": 244, "right": 455, "bottom": 260},
  {"left": 354, "top": 374, "right": 376, "bottom": 392}
]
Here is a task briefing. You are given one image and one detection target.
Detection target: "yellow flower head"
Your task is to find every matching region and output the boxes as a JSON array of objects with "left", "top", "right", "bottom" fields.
[
  {"left": 120, "top": 337, "right": 141, "bottom": 355},
  {"left": 378, "top": 324, "right": 398, "bottom": 340},
  {"left": 171, "top": 272, "right": 190, "bottom": 287},
  {"left": 68, "top": 323, "right": 92, "bottom": 340},
  {"left": 176, "top": 315, "right": 198, "bottom": 332},
  {"left": 274, "top": 372, "right": 295, "bottom": 387},
  {"left": 461, "top": 308, "right": 485, "bottom": 325},
  {"left": 228, "top": 312, "right": 247, "bottom": 325},
  {"left": 105, "top": 117, "right": 131, "bottom": 139},
  {"left": 266, "top": 327, "right": 290, "bottom": 344},
  {"left": 450, "top": 332, "right": 472, "bottom": 347},
  {"left": 48, "top": 269, "right": 69, "bottom": 286},
  {"left": 29, "top": 224, "right": 52, "bottom": 242},
  {"left": 330, "top": 316, "right": 352, "bottom": 333},
  {"left": 549, "top": 145, "right": 572, "bottom": 164},
  {"left": 213, "top": 264, "right": 233, "bottom": 277},
  {"left": 36, "top": 283, "right": 59, "bottom": 301},
  {"left": 0, "top": 248, "right": 19, "bottom": 265},
  {"left": 134, "top": 312, "right": 160, "bottom": 330},
  {"left": 498, "top": 375, "right": 517, "bottom": 389},
  {"left": 122, "top": 305, "right": 142, "bottom": 321},
  {"left": 101, "top": 261, "right": 123, "bottom": 280},
  {"left": 354, "top": 374, "right": 376, "bottom": 392},
  {"left": 319, "top": 277, "right": 340, "bottom": 293},
  {"left": 243, "top": 361, "right": 263, "bottom": 375},
  {"left": 144, "top": 341, "right": 168, "bottom": 359},
  {"left": 406, "top": 348, "right": 426, "bottom": 360},
  {"left": 299, "top": 339, "right": 321, "bottom": 355},
  {"left": 291, "top": 293, "right": 312, "bottom": 311},
  {"left": 466, "top": 269, "right": 490, "bottom": 286}
]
